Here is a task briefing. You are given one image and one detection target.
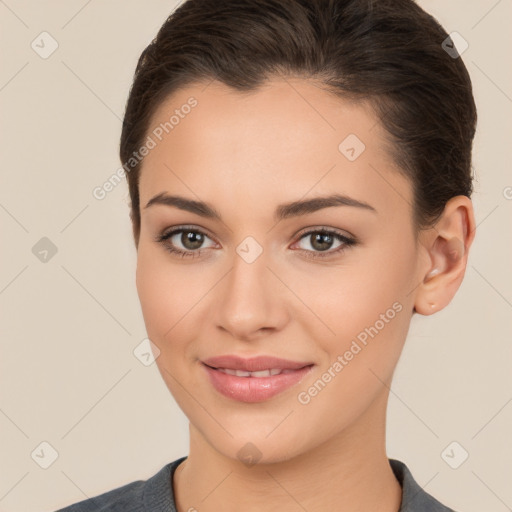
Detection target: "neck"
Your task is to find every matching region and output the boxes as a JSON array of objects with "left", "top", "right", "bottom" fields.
[{"left": 173, "top": 388, "right": 402, "bottom": 512}]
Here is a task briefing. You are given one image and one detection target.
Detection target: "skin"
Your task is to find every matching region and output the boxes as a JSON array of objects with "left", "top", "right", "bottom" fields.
[{"left": 134, "top": 78, "right": 475, "bottom": 512}]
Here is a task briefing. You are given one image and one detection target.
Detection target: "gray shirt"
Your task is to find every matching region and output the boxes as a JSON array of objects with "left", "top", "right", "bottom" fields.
[{"left": 55, "top": 457, "right": 457, "bottom": 511}]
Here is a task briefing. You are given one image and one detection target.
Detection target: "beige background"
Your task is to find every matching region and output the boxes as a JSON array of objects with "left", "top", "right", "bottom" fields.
[{"left": 1, "top": 1, "right": 511, "bottom": 511}]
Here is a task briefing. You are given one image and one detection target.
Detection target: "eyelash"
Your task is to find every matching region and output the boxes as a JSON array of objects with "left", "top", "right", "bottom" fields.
[{"left": 155, "top": 225, "right": 357, "bottom": 260}]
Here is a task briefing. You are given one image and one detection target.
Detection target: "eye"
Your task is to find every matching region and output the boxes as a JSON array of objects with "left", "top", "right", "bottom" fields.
[
  {"left": 292, "top": 228, "right": 357, "bottom": 260},
  {"left": 155, "top": 226, "right": 217, "bottom": 258},
  {"left": 155, "top": 225, "right": 357, "bottom": 261}
]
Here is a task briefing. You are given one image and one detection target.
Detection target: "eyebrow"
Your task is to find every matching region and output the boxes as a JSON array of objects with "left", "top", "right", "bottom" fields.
[{"left": 144, "top": 192, "right": 377, "bottom": 221}]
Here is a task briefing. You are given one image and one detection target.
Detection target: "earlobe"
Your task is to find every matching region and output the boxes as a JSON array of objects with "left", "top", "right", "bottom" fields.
[{"left": 414, "top": 196, "right": 476, "bottom": 316}]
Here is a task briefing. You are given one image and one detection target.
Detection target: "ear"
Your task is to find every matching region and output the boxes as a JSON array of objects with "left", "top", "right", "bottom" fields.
[{"left": 414, "top": 195, "right": 476, "bottom": 315}]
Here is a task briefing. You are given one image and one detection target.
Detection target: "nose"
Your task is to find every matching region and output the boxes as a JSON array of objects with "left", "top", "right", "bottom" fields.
[{"left": 215, "top": 249, "right": 288, "bottom": 341}]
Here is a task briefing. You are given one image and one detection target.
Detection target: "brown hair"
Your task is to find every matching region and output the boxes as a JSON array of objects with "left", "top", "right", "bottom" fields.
[{"left": 120, "top": 0, "right": 477, "bottom": 245}]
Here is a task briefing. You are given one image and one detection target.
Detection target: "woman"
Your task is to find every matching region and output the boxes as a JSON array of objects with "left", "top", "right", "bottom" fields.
[{"left": 57, "top": 0, "right": 476, "bottom": 510}]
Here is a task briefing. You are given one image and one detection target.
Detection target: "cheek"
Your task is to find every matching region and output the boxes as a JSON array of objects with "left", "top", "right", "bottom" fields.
[
  {"left": 285, "top": 233, "right": 416, "bottom": 405},
  {"left": 289, "top": 240, "right": 415, "bottom": 343},
  {"left": 135, "top": 246, "right": 201, "bottom": 347},
  {"left": 290, "top": 258, "right": 412, "bottom": 431},
  {"left": 136, "top": 253, "right": 168, "bottom": 337}
]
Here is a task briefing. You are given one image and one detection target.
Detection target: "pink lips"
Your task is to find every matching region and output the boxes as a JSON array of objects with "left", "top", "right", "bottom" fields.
[{"left": 201, "top": 354, "right": 314, "bottom": 403}]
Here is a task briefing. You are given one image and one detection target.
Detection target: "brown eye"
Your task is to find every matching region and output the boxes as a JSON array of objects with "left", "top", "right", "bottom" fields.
[
  {"left": 309, "top": 232, "right": 335, "bottom": 252},
  {"left": 180, "top": 230, "right": 205, "bottom": 250},
  {"left": 293, "top": 228, "right": 357, "bottom": 260},
  {"left": 156, "top": 226, "right": 216, "bottom": 258}
]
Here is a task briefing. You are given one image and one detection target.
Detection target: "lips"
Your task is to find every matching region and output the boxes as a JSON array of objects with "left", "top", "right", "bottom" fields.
[
  {"left": 201, "top": 354, "right": 315, "bottom": 402},
  {"left": 214, "top": 367, "right": 298, "bottom": 377}
]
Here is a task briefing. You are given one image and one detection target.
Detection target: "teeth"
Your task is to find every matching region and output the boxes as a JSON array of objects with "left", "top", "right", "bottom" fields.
[
  {"left": 217, "top": 368, "right": 285, "bottom": 377},
  {"left": 250, "top": 369, "right": 272, "bottom": 377}
]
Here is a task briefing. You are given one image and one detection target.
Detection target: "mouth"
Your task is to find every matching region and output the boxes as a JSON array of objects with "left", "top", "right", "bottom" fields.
[
  {"left": 200, "top": 356, "right": 315, "bottom": 402},
  {"left": 203, "top": 365, "right": 308, "bottom": 377},
  {"left": 201, "top": 354, "right": 314, "bottom": 372}
]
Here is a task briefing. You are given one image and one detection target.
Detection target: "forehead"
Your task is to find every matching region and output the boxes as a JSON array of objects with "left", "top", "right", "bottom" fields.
[{"left": 138, "top": 78, "right": 412, "bottom": 222}]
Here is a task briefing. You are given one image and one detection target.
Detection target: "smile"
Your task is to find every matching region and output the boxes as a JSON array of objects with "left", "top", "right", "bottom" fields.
[
  {"left": 213, "top": 367, "right": 300, "bottom": 377},
  {"left": 202, "top": 362, "right": 314, "bottom": 402}
]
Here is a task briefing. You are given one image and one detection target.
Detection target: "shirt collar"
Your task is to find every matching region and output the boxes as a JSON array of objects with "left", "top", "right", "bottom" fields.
[
  {"left": 144, "top": 456, "right": 454, "bottom": 512},
  {"left": 389, "top": 458, "right": 455, "bottom": 511}
]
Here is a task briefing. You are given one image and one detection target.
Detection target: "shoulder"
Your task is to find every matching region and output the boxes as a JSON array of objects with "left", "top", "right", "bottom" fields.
[
  {"left": 389, "top": 458, "right": 458, "bottom": 512},
  {"left": 54, "top": 456, "right": 186, "bottom": 512}
]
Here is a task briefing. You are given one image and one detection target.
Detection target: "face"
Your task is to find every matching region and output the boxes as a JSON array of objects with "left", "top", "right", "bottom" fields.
[{"left": 135, "top": 78, "right": 426, "bottom": 463}]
